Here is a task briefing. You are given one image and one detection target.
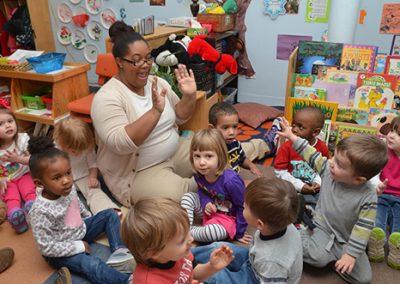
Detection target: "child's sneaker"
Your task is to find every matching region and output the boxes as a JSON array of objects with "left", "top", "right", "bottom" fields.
[
  {"left": 106, "top": 247, "right": 136, "bottom": 273},
  {"left": 22, "top": 200, "right": 34, "bottom": 214},
  {"left": 54, "top": 267, "right": 72, "bottom": 284},
  {"left": 264, "top": 117, "right": 282, "bottom": 156},
  {"left": 368, "top": 227, "right": 386, "bottom": 262},
  {"left": 8, "top": 208, "right": 28, "bottom": 233},
  {"left": 0, "top": 247, "right": 14, "bottom": 273},
  {"left": 388, "top": 232, "right": 400, "bottom": 270}
]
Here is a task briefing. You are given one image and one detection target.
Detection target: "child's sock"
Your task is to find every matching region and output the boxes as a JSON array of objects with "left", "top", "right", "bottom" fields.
[
  {"left": 388, "top": 232, "right": 400, "bottom": 270},
  {"left": 368, "top": 227, "right": 385, "bottom": 262},
  {"left": 264, "top": 117, "right": 282, "bottom": 156},
  {"left": 8, "top": 208, "right": 28, "bottom": 234}
]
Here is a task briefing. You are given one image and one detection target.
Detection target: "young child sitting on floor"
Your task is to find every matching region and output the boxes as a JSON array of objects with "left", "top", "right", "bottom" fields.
[
  {"left": 278, "top": 118, "right": 388, "bottom": 283},
  {"left": 192, "top": 177, "right": 302, "bottom": 284},
  {"left": 121, "top": 198, "right": 234, "bottom": 283},
  {"left": 368, "top": 116, "right": 400, "bottom": 270},
  {"left": 28, "top": 136, "right": 134, "bottom": 284},
  {"left": 0, "top": 107, "right": 36, "bottom": 233},
  {"left": 54, "top": 118, "right": 119, "bottom": 215},
  {"left": 209, "top": 102, "right": 272, "bottom": 176},
  {"left": 274, "top": 106, "right": 329, "bottom": 205},
  {"left": 181, "top": 129, "right": 251, "bottom": 244}
]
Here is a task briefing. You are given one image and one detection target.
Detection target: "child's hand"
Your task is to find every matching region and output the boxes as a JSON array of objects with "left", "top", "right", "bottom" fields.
[
  {"left": 209, "top": 245, "right": 234, "bottom": 271},
  {"left": 88, "top": 177, "right": 99, "bottom": 188},
  {"left": 1, "top": 149, "right": 21, "bottom": 163},
  {"left": 237, "top": 233, "right": 253, "bottom": 244},
  {"left": 83, "top": 241, "right": 91, "bottom": 254},
  {"left": 277, "top": 118, "right": 297, "bottom": 142},
  {"left": 205, "top": 202, "right": 217, "bottom": 216},
  {"left": 301, "top": 183, "right": 320, "bottom": 195},
  {"left": 249, "top": 163, "right": 263, "bottom": 177},
  {"left": 335, "top": 253, "right": 355, "bottom": 274},
  {"left": 376, "top": 179, "right": 388, "bottom": 195}
]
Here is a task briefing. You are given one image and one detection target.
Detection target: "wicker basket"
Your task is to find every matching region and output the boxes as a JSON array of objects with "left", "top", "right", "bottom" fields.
[
  {"left": 188, "top": 61, "right": 214, "bottom": 94},
  {"left": 0, "top": 61, "right": 32, "bottom": 72}
]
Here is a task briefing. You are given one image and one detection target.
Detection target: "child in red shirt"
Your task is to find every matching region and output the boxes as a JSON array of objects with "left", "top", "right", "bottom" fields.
[
  {"left": 274, "top": 107, "right": 329, "bottom": 204},
  {"left": 121, "top": 198, "right": 234, "bottom": 283}
]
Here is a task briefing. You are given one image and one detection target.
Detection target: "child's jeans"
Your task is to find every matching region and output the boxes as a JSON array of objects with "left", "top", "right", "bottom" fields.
[
  {"left": 1, "top": 173, "right": 36, "bottom": 216},
  {"left": 192, "top": 242, "right": 258, "bottom": 284},
  {"left": 45, "top": 209, "right": 130, "bottom": 284},
  {"left": 376, "top": 193, "right": 400, "bottom": 234}
]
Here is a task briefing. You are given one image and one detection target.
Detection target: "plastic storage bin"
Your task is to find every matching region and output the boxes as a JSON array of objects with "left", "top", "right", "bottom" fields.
[
  {"left": 41, "top": 95, "right": 53, "bottom": 110},
  {"left": 21, "top": 95, "right": 46, "bottom": 109},
  {"left": 27, "top": 53, "right": 66, "bottom": 74}
]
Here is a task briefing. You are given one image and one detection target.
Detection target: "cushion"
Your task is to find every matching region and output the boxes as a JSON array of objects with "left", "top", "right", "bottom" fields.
[{"left": 233, "top": 103, "right": 283, "bottom": 129}]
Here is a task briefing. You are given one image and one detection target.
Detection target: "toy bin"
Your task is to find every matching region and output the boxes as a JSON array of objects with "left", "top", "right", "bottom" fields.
[
  {"left": 21, "top": 95, "right": 46, "bottom": 110},
  {"left": 27, "top": 52, "right": 66, "bottom": 74},
  {"left": 196, "top": 14, "right": 235, "bottom": 32},
  {"left": 41, "top": 95, "right": 53, "bottom": 110}
]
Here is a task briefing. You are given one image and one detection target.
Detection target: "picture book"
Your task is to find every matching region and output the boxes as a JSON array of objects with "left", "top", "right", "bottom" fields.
[
  {"left": 354, "top": 73, "right": 397, "bottom": 110},
  {"left": 287, "top": 97, "right": 338, "bottom": 123},
  {"left": 292, "top": 73, "right": 317, "bottom": 87},
  {"left": 313, "top": 80, "right": 354, "bottom": 106},
  {"left": 324, "top": 69, "right": 358, "bottom": 85},
  {"left": 293, "top": 86, "right": 327, "bottom": 100},
  {"left": 340, "top": 44, "right": 378, "bottom": 73},
  {"left": 337, "top": 107, "right": 369, "bottom": 125},
  {"left": 368, "top": 108, "right": 400, "bottom": 127},
  {"left": 295, "top": 41, "right": 343, "bottom": 74},
  {"left": 374, "top": 54, "right": 388, "bottom": 74},
  {"left": 385, "top": 55, "right": 400, "bottom": 75},
  {"left": 380, "top": 3, "right": 400, "bottom": 34},
  {"left": 335, "top": 122, "right": 377, "bottom": 144}
]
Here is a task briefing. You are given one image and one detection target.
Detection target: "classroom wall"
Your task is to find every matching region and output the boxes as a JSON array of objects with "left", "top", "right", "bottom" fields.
[{"left": 48, "top": 0, "right": 398, "bottom": 103}]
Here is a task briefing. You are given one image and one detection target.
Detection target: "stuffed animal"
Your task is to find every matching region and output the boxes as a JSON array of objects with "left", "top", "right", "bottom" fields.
[
  {"left": 151, "top": 34, "right": 192, "bottom": 67},
  {"left": 188, "top": 36, "right": 238, "bottom": 74}
]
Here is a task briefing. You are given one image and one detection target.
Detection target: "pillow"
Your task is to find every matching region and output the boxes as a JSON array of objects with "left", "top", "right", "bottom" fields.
[{"left": 233, "top": 103, "right": 283, "bottom": 129}]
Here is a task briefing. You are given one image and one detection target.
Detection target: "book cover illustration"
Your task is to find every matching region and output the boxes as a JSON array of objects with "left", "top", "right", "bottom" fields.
[
  {"left": 295, "top": 41, "right": 343, "bottom": 74},
  {"left": 380, "top": 3, "right": 400, "bottom": 34},
  {"left": 374, "top": 54, "right": 388, "bottom": 74},
  {"left": 292, "top": 74, "right": 317, "bottom": 87},
  {"left": 385, "top": 55, "right": 400, "bottom": 75},
  {"left": 313, "top": 80, "right": 354, "bottom": 106},
  {"left": 340, "top": 44, "right": 378, "bottom": 73},
  {"left": 337, "top": 107, "right": 369, "bottom": 125},
  {"left": 293, "top": 86, "right": 327, "bottom": 100},
  {"left": 335, "top": 122, "right": 377, "bottom": 144},
  {"left": 354, "top": 73, "right": 397, "bottom": 110},
  {"left": 368, "top": 108, "right": 400, "bottom": 127},
  {"left": 287, "top": 97, "right": 338, "bottom": 123},
  {"left": 324, "top": 69, "right": 358, "bottom": 85}
]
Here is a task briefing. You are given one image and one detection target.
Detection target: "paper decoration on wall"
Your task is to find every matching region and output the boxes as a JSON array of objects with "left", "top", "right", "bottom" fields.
[
  {"left": 285, "top": 0, "right": 299, "bottom": 14},
  {"left": 72, "top": 13, "right": 89, "bottom": 28},
  {"left": 305, "top": 0, "right": 331, "bottom": 23},
  {"left": 87, "top": 21, "right": 103, "bottom": 41},
  {"left": 84, "top": 43, "right": 100, "bottom": 63},
  {"left": 358, "top": 9, "right": 366, "bottom": 25},
  {"left": 70, "top": 0, "right": 82, "bottom": 4},
  {"left": 120, "top": 8, "right": 127, "bottom": 20},
  {"left": 74, "top": 6, "right": 87, "bottom": 17},
  {"left": 276, "top": 34, "right": 312, "bottom": 60},
  {"left": 71, "top": 29, "right": 87, "bottom": 49},
  {"left": 101, "top": 8, "right": 117, "bottom": 29},
  {"left": 150, "top": 0, "right": 165, "bottom": 6},
  {"left": 57, "top": 3, "right": 73, "bottom": 23},
  {"left": 379, "top": 3, "right": 400, "bottom": 34},
  {"left": 264, "top": 0, "right": 286, "bottom": 20},
  {"left": 57, "top": 26, "right": 72, "bottom": 45},
  {"left": 86, "top": 0, "right": 102, "bottom": 14}
]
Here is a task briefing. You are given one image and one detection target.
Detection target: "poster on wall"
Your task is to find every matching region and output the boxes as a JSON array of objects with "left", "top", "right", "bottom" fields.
[
  {"left": 263, "top": 0, "right": 287, "bottom": 20},
  {"left": 285, "top": 0, "right": 300, "bottom": 14},
  {"left": 150, "top": 0, "right": 165, "bottom": 6},
  {"left": 391, "top": 35, "right": 400, "bottom": 55},
  {"left": 305, "top": 0, "right": 331, "bottom": 23},
  {"left": 276, "top": 34, "right": 312, "bottom": 60},
  {"left": 380, "top": 3, "right": 400, "bottom": 34}
]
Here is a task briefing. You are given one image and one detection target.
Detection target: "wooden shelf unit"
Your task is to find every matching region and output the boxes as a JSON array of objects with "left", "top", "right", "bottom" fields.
[{"left": 1, "top": 63, "right": 90, "bottom": 125}]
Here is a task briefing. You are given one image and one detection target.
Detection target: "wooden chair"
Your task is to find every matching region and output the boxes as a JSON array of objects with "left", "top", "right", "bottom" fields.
[{"left": 67, "top": 53, "right": 118, "bottom": 123}]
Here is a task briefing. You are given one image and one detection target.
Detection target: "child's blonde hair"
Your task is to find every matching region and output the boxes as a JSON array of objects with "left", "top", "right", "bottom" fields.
[
  {"left": 190, "top": 128, "right": 228, "bottom": 175},
  {"left": 0, "top": 108, "right": 18, "bottom": 147},
  {"left": 121, "top": 198, "right": 189, "bottom": 266},
  {"left": 53, "top": 118, "right": 95, "bottom": 154}
]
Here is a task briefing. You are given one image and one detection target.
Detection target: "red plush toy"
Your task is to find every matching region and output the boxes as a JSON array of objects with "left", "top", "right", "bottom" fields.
[{"left": 188, "top": 36, "right": 238, "bottom": 75}]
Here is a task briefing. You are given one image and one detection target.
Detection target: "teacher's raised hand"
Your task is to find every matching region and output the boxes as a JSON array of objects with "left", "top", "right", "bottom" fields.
[
  {"left": 151, "top": 77, "right": 167, "bottom": 114},
  {"left": 175, "top": 64, "right": 197, "bottom": 98}
]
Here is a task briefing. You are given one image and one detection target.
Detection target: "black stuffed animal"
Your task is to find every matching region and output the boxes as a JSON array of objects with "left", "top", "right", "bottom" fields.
[{"left": 151, "top": 34, "right": 194, "bottom": 67}]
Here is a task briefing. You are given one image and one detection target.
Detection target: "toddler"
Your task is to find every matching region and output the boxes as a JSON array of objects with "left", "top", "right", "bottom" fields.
[
  {"left": 209, "top": 102, "right": 271, "bottom": 176},
  {"left": 54, "top": 118, "right": 119, "bottom": 214},
  {"left": 278, "top": 118, "right": 387, "bottom": 283},
  {"left": 0, "top": 107, "right": 35, "bottom": 233},
  {"left": 28, "top": 136, "right": 134, "bottom": 284},
  {"left": 368, "top": 116, "right": 400, "bottom": 270},
  {"left": 181, "top": 128, "right": 251, "bottom": 243},
  {"left": 121, "top": 197, "right": 234, "bottom": 283},
  {"left": 274, "top": 107, "right": 329, "bottom": 204},
  {"left": 192, "top": 177, "right": 303, "bottom": 284}
]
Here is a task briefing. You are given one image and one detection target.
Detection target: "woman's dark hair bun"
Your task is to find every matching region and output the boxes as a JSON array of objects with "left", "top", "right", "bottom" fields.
[
  {"left": 109, "top": 21, "right": 134, "bottom": 42},
  {"left": 28, "top": 136, "right": 55, "bottom": 155}
]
